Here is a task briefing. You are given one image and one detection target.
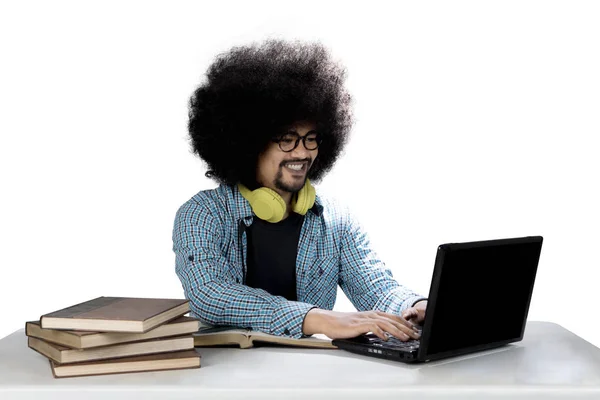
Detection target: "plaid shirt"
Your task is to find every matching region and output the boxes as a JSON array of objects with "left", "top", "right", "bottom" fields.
[{"left": 173, "top": 184, "right": 426, "bottom": 339}]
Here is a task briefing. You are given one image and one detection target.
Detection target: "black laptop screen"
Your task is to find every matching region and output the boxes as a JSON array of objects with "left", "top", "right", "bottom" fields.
[{"left": 421, "top": 238, "right": 542, "bottom": 360}]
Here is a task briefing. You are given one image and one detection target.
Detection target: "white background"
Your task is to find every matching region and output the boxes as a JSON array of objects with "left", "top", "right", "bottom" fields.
[{"left": 1, "top": 1, "right": 598, "bottom": 348}]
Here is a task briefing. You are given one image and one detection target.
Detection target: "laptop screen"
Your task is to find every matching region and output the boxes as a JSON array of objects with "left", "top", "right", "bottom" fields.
[{"left": 419, "top": 237, "right": 543, "bottom": 361}]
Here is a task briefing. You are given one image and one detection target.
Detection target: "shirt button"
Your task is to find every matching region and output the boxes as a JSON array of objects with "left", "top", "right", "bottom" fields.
[
  {"left": 236, "top": 278, "right": 240, "bottom": 283},
  {"left": 284, "top": 328, "right": 290, "bottom": 335},
  {"left": 188, "top": 255, "right": 194, "bottom": 261},
  {"left": 319, "top": 267, "right": 323, "bottom": 275}
]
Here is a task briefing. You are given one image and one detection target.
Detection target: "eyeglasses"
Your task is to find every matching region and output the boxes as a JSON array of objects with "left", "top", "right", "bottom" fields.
[{"left": 272, "top": 132, "right": 322, "bottom": 152}]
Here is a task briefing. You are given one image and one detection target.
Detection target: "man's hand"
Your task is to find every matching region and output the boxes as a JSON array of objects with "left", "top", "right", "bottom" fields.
[
  {"left": 401, "top": 300, "right": 427, "bottom": 325},
  {"left": 302, "top": 309, "right": 421, "bottom": 342}
]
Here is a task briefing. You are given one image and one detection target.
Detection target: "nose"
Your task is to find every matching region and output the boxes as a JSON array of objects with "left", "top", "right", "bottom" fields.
[{"left": 291, "top": 141, "right": 312, "bottom": 158}]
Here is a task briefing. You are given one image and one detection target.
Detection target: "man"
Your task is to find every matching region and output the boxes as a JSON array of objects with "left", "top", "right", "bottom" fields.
[{"left": 173, "top": 39, "right": 427, "bottom": 342}]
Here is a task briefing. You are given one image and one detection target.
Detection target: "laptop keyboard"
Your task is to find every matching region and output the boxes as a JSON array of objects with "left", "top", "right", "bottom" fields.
[
  {"left": 354, "top": 327, "right": 422, "bottom": 352},
  {"left": 370, "top": 336, "right": 420, "bottom": 351}
]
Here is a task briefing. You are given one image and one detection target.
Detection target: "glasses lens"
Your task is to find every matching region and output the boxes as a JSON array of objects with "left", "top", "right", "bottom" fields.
[
  {"left": 276, "top": 133, "right": 321, "bottom": 152},
  {"left": 278, "top": 134, "right": 297, "bottom": 152},
  {"left": 304, "top": 133, "right": 320, "bottom": 150}
]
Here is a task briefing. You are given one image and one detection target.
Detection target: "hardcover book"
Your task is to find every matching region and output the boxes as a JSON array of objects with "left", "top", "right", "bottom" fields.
[
  {"left": 28, "top": 335, "right": 194, "bottom": 364},
  {"left": 26, "top": 316, "right": 200, "bottom": 349},
  {"left": 39, "top": 297, "right": 190, "bottom": 333},
  {"left": 50, "top": 349, "right": 201, "bottom": 378}
]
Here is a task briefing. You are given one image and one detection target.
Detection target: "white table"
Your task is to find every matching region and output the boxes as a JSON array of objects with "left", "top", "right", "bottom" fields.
[{"left": 1, "top": 321, "right": 599, "bottom": 399}]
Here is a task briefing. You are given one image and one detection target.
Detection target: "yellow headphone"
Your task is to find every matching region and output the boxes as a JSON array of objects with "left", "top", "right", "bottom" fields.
[{"left": 238, "top": 180, "right": 316, "bottom": 223}]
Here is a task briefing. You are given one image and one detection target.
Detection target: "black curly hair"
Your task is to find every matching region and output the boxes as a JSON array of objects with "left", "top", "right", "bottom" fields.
[{"left": 187, "top": 39, "right": 354, "bottom": 189}]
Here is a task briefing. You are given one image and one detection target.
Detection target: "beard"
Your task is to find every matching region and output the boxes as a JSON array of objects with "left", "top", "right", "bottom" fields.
[{"left": 274, "top": 168, "right": 308, "bottom": 193}]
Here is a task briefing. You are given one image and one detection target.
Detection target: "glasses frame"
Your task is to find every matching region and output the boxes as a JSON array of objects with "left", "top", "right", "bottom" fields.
[{"left": 272, "top": 132, "right": 323, "bottom": 153}]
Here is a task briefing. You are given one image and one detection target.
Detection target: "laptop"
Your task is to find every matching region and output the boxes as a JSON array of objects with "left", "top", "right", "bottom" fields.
[{"left": 332, "top": 236, "right": 543, "bottom": 363}]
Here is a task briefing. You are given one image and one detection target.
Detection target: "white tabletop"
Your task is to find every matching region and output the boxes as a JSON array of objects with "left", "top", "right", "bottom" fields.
[{"left": 1, "top": 321, "right": 599, "bottom": 400}]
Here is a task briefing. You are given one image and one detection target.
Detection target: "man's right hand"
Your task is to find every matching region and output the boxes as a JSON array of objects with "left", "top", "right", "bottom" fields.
[{"left": 302, "top": 308, "right": 421, "bottom": 341}]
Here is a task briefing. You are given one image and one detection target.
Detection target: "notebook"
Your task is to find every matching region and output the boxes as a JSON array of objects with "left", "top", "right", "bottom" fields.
[{"left": 332, "top": 236, "right": 543, "bottom": 363}]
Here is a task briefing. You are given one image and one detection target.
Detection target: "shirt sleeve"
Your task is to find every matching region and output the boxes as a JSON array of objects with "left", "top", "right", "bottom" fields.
[
  {"left": 173, "top": 200, "right": 315, "bottom": 339},
  {"left": 338, "top": 209, "right": 427, "bottom": 314}
]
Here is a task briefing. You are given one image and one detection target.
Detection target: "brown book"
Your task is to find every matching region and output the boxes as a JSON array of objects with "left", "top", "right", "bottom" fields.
[
  {"left": 28, "top": 335, "right": 194, "bottom": 364},
  {"left": 40, "top": 297, "right": 190, "bottom": 333},
  {"left": 50, "top": 349, "right": 201, "bottom": 378},
  {"left": 26, "top": 317, "right": 200, "bottom": 349},
  {"left": 193, "top": 326, "right": 337, "bottom": 349}
]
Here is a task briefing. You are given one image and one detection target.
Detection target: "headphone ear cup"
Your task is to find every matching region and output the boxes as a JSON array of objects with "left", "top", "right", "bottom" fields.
[
  {"left": 250, "top": 187, "right": 286, "bottom": 223},
  {"left": 292, "top": 179, "right": 316, "bottom": 215}
]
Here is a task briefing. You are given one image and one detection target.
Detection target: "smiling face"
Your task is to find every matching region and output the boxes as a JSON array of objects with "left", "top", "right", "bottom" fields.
[{"left": 256, "top": 121, "right": 319, "bottom": 203}]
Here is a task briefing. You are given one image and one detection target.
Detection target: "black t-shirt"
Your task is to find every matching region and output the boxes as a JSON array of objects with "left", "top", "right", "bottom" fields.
[{"left": 245, "top": 212, "right": 305, "bottom": 301}]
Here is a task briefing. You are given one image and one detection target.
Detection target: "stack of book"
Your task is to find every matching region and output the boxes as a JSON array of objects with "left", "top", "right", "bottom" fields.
[{"left": 26, "top": 296, "right": 201, "bottom": 378}]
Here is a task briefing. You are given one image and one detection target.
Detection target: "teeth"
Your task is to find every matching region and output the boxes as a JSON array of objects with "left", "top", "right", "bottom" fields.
[{"left": 285, "top": 164, "right": 304, "bottom": 170}]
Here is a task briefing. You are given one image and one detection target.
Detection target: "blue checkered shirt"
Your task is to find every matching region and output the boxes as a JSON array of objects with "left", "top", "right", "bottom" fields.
[{"left": 173, "top": 184, "right": 426, "bottom": 339}]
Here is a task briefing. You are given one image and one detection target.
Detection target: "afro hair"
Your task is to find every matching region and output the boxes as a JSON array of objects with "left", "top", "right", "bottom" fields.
[{"left": 187, "top": 39, "right": 354, "bottom": 189}]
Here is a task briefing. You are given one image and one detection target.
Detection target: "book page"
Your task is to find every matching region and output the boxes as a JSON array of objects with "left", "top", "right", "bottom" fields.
[
  {"left": 195, "top": 326, "right": 250, "bottom": 336},
  {"left": 249, "top": 331, "right": 336, "bottom": 348}
]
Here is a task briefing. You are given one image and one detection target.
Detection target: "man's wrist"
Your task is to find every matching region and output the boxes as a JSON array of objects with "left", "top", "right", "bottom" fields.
[
  {"left": 412, "top": 298, "right": 428, "bottom": 307},
  {"left": 302, "top": 307, "right": 327, "bottom": 336}
]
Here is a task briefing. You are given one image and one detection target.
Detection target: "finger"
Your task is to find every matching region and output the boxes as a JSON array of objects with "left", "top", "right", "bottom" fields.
[
  {"left": 406, "top": 310, "right": 422, "bottom": 324},
  {"left": 377, "top": 320, "right": 412, "bottom": 342},
  {"left": 369, "top": 323, "right": 387, "bottom": 341},
  {"left": 404, "top": 310, "right": 421, "bottom": 325},
  {"left": 376, "top": 310, "right": 417, "bottom": 328},
  {"left": 375, "top": 310, "right": 420, "bottom": 331},
  {"left": 414, "top": 309, "right": 426, "bottom": 323},
  {"left": 370, "top": 313, "right": 421, "bottom": 339},
  {"left": 383, "top": 316, "right": 421, "bottom": 340}
]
